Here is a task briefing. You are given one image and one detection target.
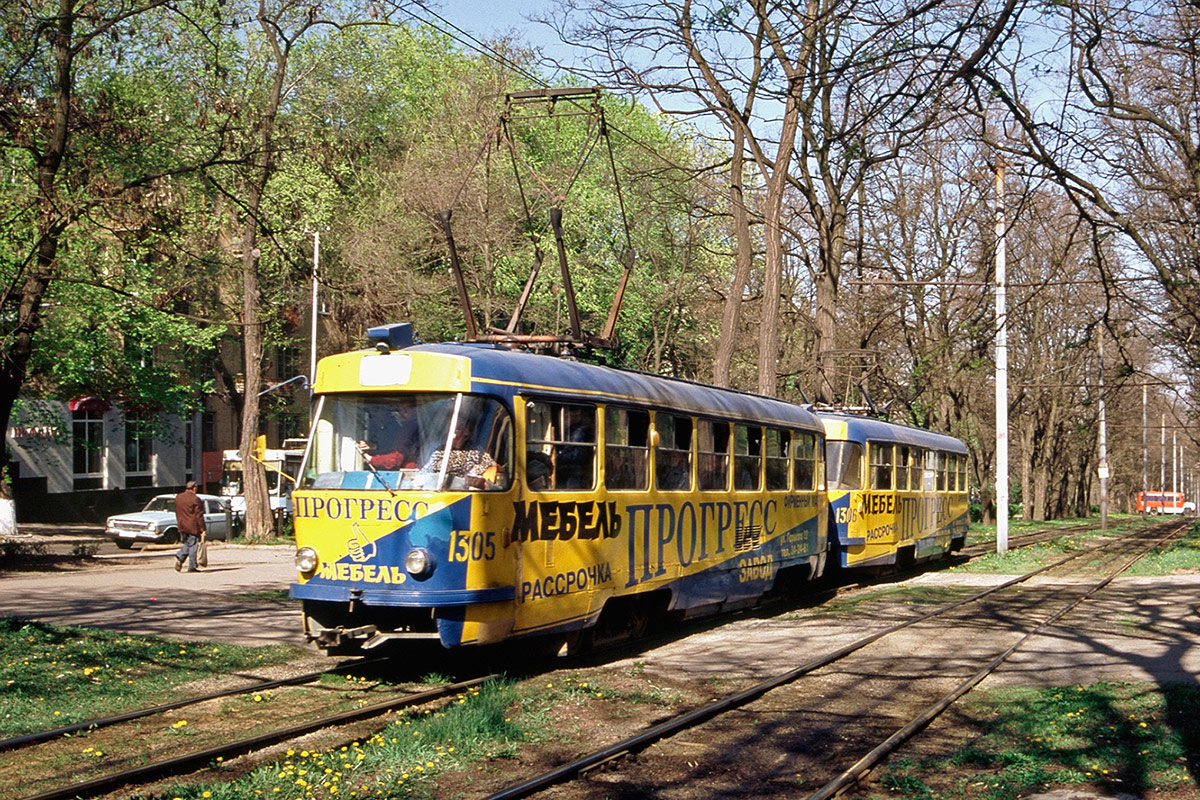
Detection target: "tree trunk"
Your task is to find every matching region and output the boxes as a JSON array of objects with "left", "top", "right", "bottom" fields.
[
  {"left": 756, "top": 98, "right": 800, "bottom": 398},
  {"left": 239, "top": 220, "right": 272, "bottom": 540},
  {"left": 713, "top": 130, "right": 753, "bottom": 388},
  {"left": 1019, "top": 420, "right": 1032, "bottom": 521},
  {"left": 814, "top": 267, "right": 838, "bottom": 403}
]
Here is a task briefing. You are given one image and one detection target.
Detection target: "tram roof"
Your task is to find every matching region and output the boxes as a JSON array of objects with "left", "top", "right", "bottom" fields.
[
  {"left": 818, "top": 412, "right": 968, "bottom": 454},
  {"left": 326, "top": 342, "right": 823, "bottom": 431}
]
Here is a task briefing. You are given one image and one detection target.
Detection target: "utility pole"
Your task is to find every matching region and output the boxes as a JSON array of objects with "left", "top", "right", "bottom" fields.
[
  {"left": 1161, "top": 414, "right": 1166, "bottom": 496},
  {"left": 1142, "top": 386, "right": 1148, "bottom": 514},
  {"left": 1172, "top": 431, "right": 1178, "bottom": 495},
  {"left": 994, "top": 158, "right": 1009, "bottom": 555},
  {"left": 1097, "top": 330, "right": 1108, "bottom": 529},
  {"left": 310, "top": 230, "right": 320, "bottom": 386}
]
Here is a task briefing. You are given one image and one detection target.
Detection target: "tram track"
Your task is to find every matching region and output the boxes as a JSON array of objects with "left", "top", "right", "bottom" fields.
[
  {"left": 2, "top": 518, "right": 1177, "bottom": 800},
  {"left": 5, "top": 670, "right": 498, "bottom": 800},
  {"left": 475, "top": 518, "right": 1189, "bottom": 800},
  {"left": 0, "top": 657, "right": 391, "bottom": 753}
]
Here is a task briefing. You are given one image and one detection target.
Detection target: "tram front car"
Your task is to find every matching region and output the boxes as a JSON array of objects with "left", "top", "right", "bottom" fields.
[
  {"left": 291, "top": 325, "right": 830, "bottom": 655},
  {"left": 291, "top": 330, "right": 522, "bottom": 654}
]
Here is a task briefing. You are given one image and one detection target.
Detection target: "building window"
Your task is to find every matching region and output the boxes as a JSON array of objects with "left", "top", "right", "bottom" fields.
[
  {"left": 73, "top": 410, "right": 104, "bottom": 489},
  {"left": 202, "top": 411, "right": 216, "bottom": 451},
  {"left": 125, "top": 413, "right": 154, "bottom": 487},
  {"left": 277, "top": 346, "right": 302, "bottom": 380},
  {"left": 184, "top": 418, "right": 195, "bottom": 476},
  {"left": 278, "top": 413, "right": 304, "bottom": 443},
  {"left": 125, "top": 414, "right": 153, "bottom": 474}
]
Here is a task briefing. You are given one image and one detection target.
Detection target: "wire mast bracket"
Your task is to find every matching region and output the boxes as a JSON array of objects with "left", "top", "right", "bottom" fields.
[{"left": 440, "top": 86, "right": 635, "bottom": 352}]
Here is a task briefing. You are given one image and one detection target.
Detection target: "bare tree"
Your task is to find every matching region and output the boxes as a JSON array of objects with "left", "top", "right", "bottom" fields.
[
  {"left": 980, "top": 0, "right": 1200, "bottom": 396},
  {"left": 547, "top": 0, "right": 1023, "bottom": 399}
]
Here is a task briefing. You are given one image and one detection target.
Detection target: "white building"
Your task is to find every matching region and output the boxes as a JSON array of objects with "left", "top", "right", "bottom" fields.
[{"left": 6, "top": 397, "right": 200, "bottom": 523}]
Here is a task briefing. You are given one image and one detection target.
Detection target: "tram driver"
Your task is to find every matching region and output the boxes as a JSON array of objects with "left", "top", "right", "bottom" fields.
[{"left": 357, "top": 404, "right": 420, "bottom": 470}]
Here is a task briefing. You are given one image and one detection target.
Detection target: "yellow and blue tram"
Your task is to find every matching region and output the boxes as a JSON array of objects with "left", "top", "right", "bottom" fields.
[
  {"left": 819, "top": 413, "right": 970, "bottom": 569},
  {"left": 290, "top": 325, "right": 830, "bottom": 654}
]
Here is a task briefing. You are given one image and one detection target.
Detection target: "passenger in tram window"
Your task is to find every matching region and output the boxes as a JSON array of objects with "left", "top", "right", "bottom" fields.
[
  {"left": 735, "top": 461, "right": 757, "bottom": 491},
  {"left": 557, "top": 423, "right": 595, "bottom": 489},
  {"left": 608, "top": 454, "right": 635, "bottom": 489},
  {"left": 424, "top": 418, "right": 500, "bottom": 489},
  {"left": 659, "top": 449, "right": 690, "bottom": 491},
  {"left": 526, "top": 451, "right": 553, "bottom": 490}
]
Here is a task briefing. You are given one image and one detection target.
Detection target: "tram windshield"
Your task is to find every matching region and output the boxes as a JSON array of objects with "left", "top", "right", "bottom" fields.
[{"left": 299, "top": 393, "right": 512, "bottom": 492}]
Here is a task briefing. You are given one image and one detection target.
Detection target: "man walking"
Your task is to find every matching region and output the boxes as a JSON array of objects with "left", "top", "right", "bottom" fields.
[{"left": 173, "top": 480, "right": 207, "bottom": 573}]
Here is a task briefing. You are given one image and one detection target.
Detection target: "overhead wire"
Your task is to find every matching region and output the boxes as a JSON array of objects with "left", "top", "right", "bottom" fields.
[{"left": 396, "top": 2, "right": 1182, "bottom": 376}]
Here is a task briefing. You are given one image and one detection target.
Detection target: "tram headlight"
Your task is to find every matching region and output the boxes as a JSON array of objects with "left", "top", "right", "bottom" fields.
[
  {"left": 405, "top": 547, "right": 434, "bottom": 579},
  {"left": 294, "top": 547, "right": 319, "bottom": 574}
]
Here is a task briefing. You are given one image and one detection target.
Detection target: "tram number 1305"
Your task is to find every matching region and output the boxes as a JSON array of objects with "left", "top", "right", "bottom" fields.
[{"left": 448, "top": 530, "right": 498, "bottom": 562}]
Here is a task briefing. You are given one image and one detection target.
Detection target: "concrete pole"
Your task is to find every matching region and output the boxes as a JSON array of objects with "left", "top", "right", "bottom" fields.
[
  {"left": 1142, "top": 386, "right": 1148, "bottom": 513},
  {"left": 994, "top": 159, "right": 1009, "bottom": 555},
  {"left": 1172, "top": 432, "right": 1177, "bottom": 495},
  {"left": 310, "top": 230, "right": 320, "bottom": 385},
  {"left": 1097, "top": 331, "right": 1107, "bottom": 529}
]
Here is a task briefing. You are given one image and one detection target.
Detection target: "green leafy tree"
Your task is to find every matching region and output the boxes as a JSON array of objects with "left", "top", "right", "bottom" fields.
[{"left": 0, "top": 0, "right": 233, "bottom": 497}]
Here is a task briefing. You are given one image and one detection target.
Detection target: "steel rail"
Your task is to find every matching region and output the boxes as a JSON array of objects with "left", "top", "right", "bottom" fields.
[
  {"left": 805, "top": 519, "right": 1189, "bottom": 800},
  {"left": 477, "top": 520, "right": 1180, "bottom": 800},
  {"left": 958, "top": 519, "right": 1135, "bottom": 558},
  {"left": 0, "top": 657, "right": 388, "bottom": 752},
  {"left": 16, "top": 674, "right": 499, "bottom": 800}
]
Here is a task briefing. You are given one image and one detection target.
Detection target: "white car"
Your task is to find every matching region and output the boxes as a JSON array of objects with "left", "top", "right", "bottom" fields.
[{"left": 105, "top": 494, "right": 232, "bottom": 549}]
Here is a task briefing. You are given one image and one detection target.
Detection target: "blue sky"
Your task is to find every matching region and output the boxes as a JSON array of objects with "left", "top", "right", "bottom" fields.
[{"left": 415, "top": 1, "right": 567, "bottom": 61}]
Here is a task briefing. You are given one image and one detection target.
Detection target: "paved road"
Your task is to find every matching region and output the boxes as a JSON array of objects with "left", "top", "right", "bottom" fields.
[{"left": 0, "top": 537, "right": 307, "bottom": 648}]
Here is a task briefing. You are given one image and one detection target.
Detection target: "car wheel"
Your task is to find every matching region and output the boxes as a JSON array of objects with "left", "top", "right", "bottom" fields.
[
  {"left": 163, "top": 528, "right": 180, "bottom": 545},
  {"left": 115, "top": 540, "right": 133, "bottom": 550}
]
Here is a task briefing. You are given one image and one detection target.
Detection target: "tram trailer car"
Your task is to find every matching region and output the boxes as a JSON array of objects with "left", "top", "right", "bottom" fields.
[
  {"left": 819, "top": 413, "right": 970, "bottom": 570},
  {"left": 290, "top": 325, "right": 830, "bottom": 655}
]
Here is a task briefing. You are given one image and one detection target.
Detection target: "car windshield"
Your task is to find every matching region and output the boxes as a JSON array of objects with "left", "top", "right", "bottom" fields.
[
  {"left": 142, "top": 497, "right": 175, "bottom": 512},
  {"left": 299, "top": 392, "right": 512, "bottom": 492}
]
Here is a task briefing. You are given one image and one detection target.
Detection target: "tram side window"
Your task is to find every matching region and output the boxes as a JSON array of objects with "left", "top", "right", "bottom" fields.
[
  {"left": 895, "top": 446, "right": 912, "bottom": 491},
  {"left": 957, "top": 455, "right": 968, "bottom": 493},
  {"left": 869, "top": 442, "right": 894, "bottom": 490},
  {"left": 792, "top": 432, "right": 817, "bottom": 491},
  {"left": 526, "top": 401, "right": 596, "bottom": 491},
  {"left": 909, "top": 448, "right": 923, "bottom": 492},
  {"left": 936, "top": 451, "right": 949, "bottom": 491},
  {"left": 604, "top": 407, "right": 649, "bottom": 491},
  {"left": 655, "top": 414, "right": 693, "bottom": 491},
  {"left": 765, "top": 428, "right": 791, "bottom": 491},
  {"left": 734, "top": 424, "right": 762, "bottom": 491},
  {"left": 923, "top": 450, "right": 937, "bottom": 492},
  {"left": 698, "top": 420, "right": 730, "bottom": 491},
  {"left": 826, "top": 441, "right": 863, "bottom": 490}
]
